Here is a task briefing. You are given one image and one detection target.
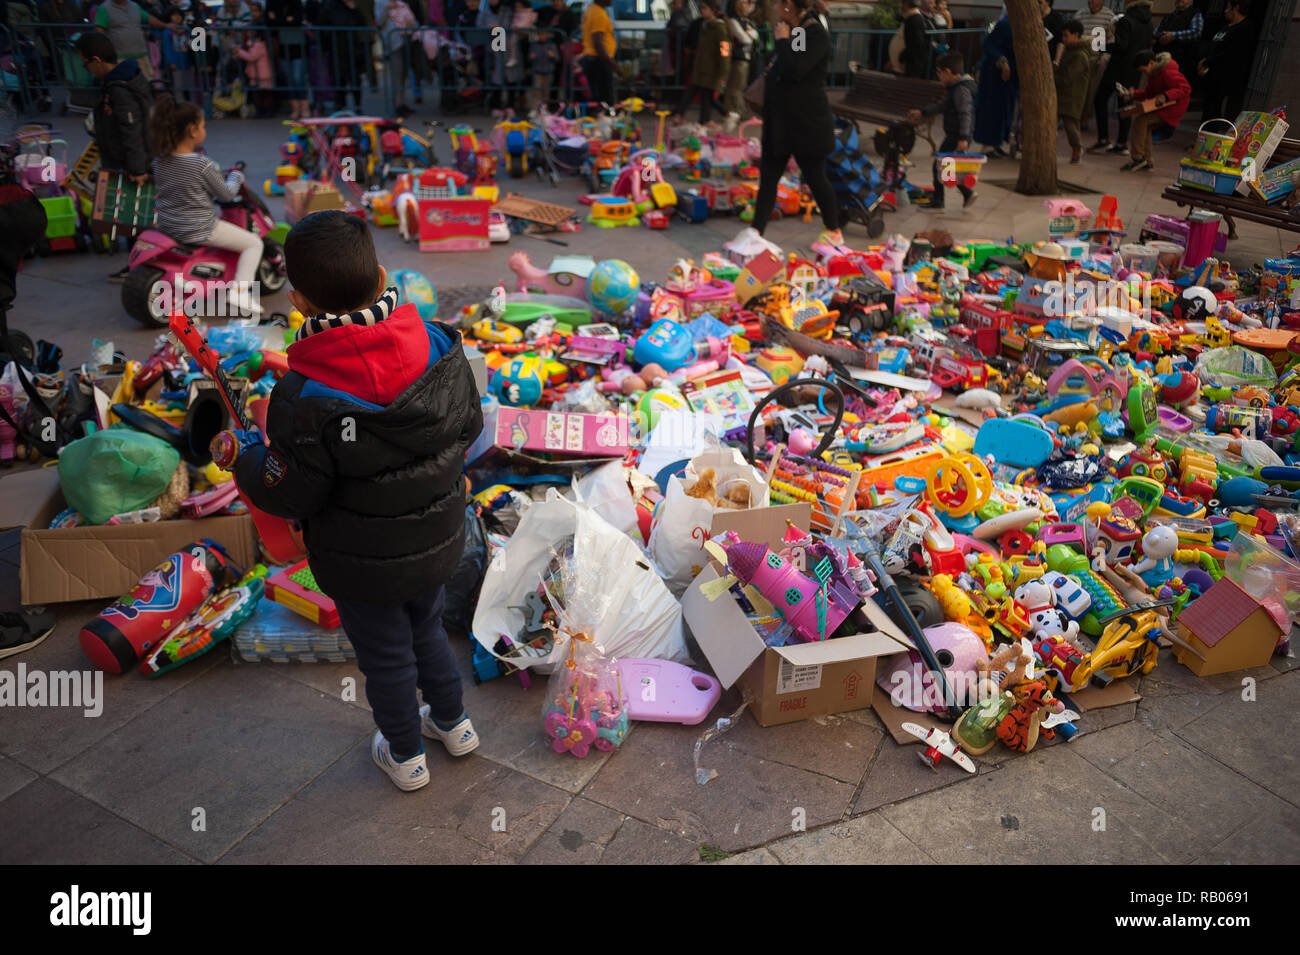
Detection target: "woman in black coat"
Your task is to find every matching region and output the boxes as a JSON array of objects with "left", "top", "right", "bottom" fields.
[{"left": 747, "top": 0, "right": 841, "bottom": 247}]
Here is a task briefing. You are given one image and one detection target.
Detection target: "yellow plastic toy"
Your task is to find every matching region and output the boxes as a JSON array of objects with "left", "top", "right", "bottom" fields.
[{"left": 924, "top": 453, "right": 993, "bottom": 518}]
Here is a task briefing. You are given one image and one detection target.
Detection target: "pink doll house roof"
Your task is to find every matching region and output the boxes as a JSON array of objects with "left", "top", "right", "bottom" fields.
[
  {"left": 724, "top": 540, "right": 769, "bottom": 583},
  {"left": 1043, "top": 199, "right": 1092, "bottom": 219}
]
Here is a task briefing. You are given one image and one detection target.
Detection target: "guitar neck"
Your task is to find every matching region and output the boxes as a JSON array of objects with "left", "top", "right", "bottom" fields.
[{"left": 171, "top": 315, "right": 253, "bottom": 430}]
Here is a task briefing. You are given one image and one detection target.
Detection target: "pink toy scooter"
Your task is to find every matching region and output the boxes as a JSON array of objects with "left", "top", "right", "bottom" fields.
[
  {"left": 122, "top": 163, "right": 286, "bottom": 327},
  {"left": 616, "top": 659, "right": 721, "bottom": 725}
]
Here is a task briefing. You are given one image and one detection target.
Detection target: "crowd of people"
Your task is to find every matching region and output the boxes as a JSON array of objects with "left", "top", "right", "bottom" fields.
[
  {"left": 899, "top": 0, "right": 1259, "bottom": 172},
  {"left": 2, "top": 0, "right": 814, "bottom": 121}
]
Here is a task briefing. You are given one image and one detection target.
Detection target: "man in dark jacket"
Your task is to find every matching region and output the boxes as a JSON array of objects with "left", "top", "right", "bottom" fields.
[
  {"left": 910, "top": 51, "right": 977, "bottom": 209},
  {"left": 1199, "top": 0, "right": 1253, "bottom": 122},
  {"left": 900, "top": 0, "right": 930, "bottom": 78},
  {"left": 1087, "top": 0, "right": 1152, "bottom": 155},
  {"left": 229, "top": 211, "right": 484, "bottom": 792}
]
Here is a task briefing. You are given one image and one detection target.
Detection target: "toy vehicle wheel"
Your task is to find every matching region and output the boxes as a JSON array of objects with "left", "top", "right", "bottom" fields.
[
  {"left": 122, "top": 265, "right": 169, "bottom": 327},
  {"left": 256, "top": 239, "right": 288, "bottom": 296},
  {"left": 892, "top": 580, "right": 945, "bottom": 629}
]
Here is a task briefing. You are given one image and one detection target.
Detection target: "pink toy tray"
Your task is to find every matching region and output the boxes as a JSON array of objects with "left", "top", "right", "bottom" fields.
[{"left": 617, "top": 658, "right": 721, "bottom": 725}]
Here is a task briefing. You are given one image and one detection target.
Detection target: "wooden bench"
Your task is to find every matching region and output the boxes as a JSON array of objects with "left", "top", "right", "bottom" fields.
[
  {"left": 1160, "top": 137, "right": 1300, "bottom": 240},
  {"left": 829, "top": 67, "right": 945, "bottom": 152}
]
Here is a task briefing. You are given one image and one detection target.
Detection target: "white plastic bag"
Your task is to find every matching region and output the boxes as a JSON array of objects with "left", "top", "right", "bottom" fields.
[
  {"left": 472, "top": 490, "right": 686, "bottom": 672},
  {"left": 573, "top": 461, "right": 640, "bottom": 541},
  {"left": 647, "top": 443, "right": 771, "bottom": 596}
]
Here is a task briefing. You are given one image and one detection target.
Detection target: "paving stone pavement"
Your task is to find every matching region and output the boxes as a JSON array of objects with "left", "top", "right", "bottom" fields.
[{"left": 2, "top": 114, "right": 1298, "bottom": 864}]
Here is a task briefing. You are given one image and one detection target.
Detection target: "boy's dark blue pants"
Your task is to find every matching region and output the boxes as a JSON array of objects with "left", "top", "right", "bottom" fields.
[
  {"left": 931, "top": 135, "right": 973, "bottom": 206},
  {"left": 335, "top": 586, "right": 465, "bottom": 759}
]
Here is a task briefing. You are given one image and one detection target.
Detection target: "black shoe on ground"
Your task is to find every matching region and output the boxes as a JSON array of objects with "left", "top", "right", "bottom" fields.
[
  {"left": 1086, "top": 140, "right": 1111, "bottom": 154},
  {"left": 0, "top": 611, "right": 58, "bottom": 661},
  {"left": 108, "top": 266, "right": 130, "bottom": 283}
]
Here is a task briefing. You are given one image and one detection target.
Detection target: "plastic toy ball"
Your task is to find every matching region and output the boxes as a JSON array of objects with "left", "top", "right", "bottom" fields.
[
  {"left": 491, "top": 356, "right": 545, "bottom": 407},
  {"left": 788, "top": 427, "right": 817, "bottom": 456},
  {"left": 587, "top": 258, "right": 641, "bottom": 316}
]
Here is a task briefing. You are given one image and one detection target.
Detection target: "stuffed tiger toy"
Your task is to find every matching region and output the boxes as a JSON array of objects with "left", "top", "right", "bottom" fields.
[{"left": 995, "top": 680, "right": 1064, "bottom": 753}]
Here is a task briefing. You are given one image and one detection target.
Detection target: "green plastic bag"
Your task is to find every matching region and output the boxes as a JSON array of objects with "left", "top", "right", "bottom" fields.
[{"left": 57, "top": 429, "right": 181, "bottom": 525}]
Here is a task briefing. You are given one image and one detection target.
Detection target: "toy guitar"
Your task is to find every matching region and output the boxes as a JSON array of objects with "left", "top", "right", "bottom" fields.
[
  {"left": 901, "top": 722, "right": 977, "bottom": 773},
  {"left": 168, "top": 311, "right": 305, "bottom": 564}
]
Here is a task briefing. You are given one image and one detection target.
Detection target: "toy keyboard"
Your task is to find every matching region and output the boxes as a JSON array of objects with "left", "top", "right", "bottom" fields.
[{"left": 266, "top": 559, "right": 340, "bottom": 628}]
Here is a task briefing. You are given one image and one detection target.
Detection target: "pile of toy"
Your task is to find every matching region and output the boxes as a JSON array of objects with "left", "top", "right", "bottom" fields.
[{"left": 22, "top": 184, "right": 1300, "bottom": 775}]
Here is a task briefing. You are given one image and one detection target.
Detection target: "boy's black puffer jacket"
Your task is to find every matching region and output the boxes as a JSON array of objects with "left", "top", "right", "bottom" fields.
[{"left": 235, "top": 304, "right": 483, "bottom": 604}]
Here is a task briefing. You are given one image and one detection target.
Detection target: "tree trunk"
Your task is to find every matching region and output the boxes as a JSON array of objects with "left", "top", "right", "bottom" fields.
[{"left": 1006, "top": 0, "right": 1059, "bottom": 195}]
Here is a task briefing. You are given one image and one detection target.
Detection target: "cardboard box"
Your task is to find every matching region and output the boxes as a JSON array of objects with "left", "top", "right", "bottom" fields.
[
  {"left": 283, "top": 179, "right": 344, "bottom": 224},
  {"left": 2, "top": 468, "right": 259, "bottom": 605},
  {"left": 418, "top": 197, "right": 490, "bottom": 252},
  {"left": 681, "top": 503, "right": 908, "bottom": 726},
  {"left": 462, "top": 344, "right": 487, "bottom": 397}
]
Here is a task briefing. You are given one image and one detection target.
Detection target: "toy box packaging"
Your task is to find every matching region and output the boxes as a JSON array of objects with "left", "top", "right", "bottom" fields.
[
  {"left": 495, "top": 407, "right": 630, "bottom": 457},
  {"left": 1248, "top": 156, "right": 1300, "bottom": 203},
  {"left": 1178, "top": 157, "right": 1244, "bottom": 195},
  {"left": 1231, "top": 109, "right": 1289, "bottom": 196},
  {"left": 681, "top": 504, "right": 909, "bottom": 727},
  {"left": 418, "top": 197, "right": 490, "bottom": 252},
  {"left": 2, "top": 468, "right": 258, "bottom": 605}
]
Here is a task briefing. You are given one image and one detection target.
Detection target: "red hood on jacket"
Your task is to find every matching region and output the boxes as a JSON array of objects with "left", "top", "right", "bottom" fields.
[
  {"left": 286, "top": 302, "right": 431, "bottom": 405},
  {"left": 1138, "top": 53, "right": 1192, "bottom": 128}
]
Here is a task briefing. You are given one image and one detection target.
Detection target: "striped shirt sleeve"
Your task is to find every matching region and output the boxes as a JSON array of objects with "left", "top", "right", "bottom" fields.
[{"left": 1168, "top": 12, "right": 1203, "bottom": 42}]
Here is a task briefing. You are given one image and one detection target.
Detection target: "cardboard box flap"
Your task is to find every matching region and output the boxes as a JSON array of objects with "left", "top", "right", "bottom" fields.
[
  {"left": 710, "top": 502, "right": 811, "bottom": 552},
  {"left": 681, "top": 563, "right": 768, "bottom": 689},
  {"left": 859, "top": 594, "right": 914, "bottom": 649},
  {"left": 0, "top": 468, "right": 61, "bottom": 531},
  {"left": 772, "top": 629, "right": 908, "bottom": 667}
]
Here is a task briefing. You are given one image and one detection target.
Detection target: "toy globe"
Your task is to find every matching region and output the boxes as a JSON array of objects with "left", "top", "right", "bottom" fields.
[
  {"left": 587, "top": 258, "right": 640, "bottom": 315},
  {"left": 491, "top": 356, "right": 545, "bottom": 407},
  {"left": 1173, "top": 285, "right": 1218, "bottom": 322}
]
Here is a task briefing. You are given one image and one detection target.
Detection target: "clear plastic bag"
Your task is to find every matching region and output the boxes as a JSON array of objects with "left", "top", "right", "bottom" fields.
[{"left": 539, "top": 548, "right": 630, "bottom": 758}]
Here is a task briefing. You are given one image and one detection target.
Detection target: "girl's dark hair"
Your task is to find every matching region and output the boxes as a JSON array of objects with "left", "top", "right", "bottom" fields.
[{"left": 150, "top": 93, "right": 203, "bottom": 156}]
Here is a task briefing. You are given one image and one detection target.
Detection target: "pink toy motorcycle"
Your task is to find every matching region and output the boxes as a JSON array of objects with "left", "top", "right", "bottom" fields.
[{"left": 121, "top": 163, "right": 287, "bottom": 327}]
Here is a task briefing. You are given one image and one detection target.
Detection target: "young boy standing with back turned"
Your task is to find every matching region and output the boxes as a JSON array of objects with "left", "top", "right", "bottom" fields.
[{"left": 221, "top": 210, "right": 485, "bottom": 792}]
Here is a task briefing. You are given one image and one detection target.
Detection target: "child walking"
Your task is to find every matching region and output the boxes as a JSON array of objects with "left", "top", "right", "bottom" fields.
[
  {"left": 909, "top": 51, "right": 978, "bottom": 210},
  {"left": 1056, "top": 19, "right": 1091, "bottom": 163},
  {"left": 149, "top": 94, "right": 264, "bottom": 313},
  {"left": 226, "top": 211, "right": 484, "bottom": 792}
]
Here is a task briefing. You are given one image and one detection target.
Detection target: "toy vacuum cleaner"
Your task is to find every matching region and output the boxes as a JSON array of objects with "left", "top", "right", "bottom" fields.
[{"left": 79, "top": 539, "right": 242, "bottom": 673}]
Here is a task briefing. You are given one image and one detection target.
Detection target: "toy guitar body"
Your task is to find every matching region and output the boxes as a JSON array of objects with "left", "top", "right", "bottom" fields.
[
  {"left": 168, "top": 311, "right": 305, "bottom": 563},
  {"left": 901, "top": 721, "right": 977, "bottom": 773}
]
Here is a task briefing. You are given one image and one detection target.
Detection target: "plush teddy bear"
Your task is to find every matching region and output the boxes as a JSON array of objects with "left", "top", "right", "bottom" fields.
[{"left": 976, "top": 641, "right": 1033, "bottom": 697}]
